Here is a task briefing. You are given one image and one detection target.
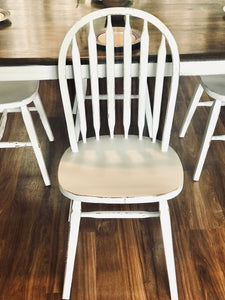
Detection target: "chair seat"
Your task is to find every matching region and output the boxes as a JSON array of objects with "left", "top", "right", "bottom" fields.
[
  {"left": 200, "top": 75, "right": 225, "bottom": 101},
  {"left": 0, "top": 81, "right": 39, "bottom": 107},
  {"left": 58, "top": 135, "right": 183, "bottom": 199}
]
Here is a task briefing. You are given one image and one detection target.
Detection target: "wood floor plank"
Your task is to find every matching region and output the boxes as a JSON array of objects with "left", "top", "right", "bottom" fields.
[{"left": 0, "top": 78, "right": 225, "bottom": 299}]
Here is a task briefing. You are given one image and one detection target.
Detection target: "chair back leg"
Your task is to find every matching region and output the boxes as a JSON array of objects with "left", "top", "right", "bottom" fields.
[
  {"left": 193, "top": 99, "right": 221, "bottom": 181},
  {"left": 33, "top": 94, "right": 54, "bottom": 142},
  {"left": 21, "top": 105, "right": 51, "bottom": 186},
  {"left": 179, "top": 84, "right": 204, "bottom": 137},
  {"left": 0, "top": 109, "right": 7, "bottom": 140}
]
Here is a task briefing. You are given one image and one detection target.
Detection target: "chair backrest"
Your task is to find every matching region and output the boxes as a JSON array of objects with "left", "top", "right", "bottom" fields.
[{"left": 58, "top": 7, "right": 180, "bottom": 152}]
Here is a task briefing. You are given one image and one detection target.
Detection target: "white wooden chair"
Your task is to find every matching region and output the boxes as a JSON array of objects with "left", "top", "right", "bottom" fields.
[
  {"left": 58, "top": 7, "right": 182, "bottom": 300},
  {"left": 0, "top": 81, "right": 54, "bottom": 186},
  {"left": 179, "top": 75, "right": 225, "bottom": 181}
]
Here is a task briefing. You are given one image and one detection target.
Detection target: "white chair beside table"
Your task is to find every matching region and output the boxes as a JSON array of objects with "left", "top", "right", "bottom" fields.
[
  {"left": 0, "top": 81, "right": 54, "bottom": 186},
  {"left": 179, "top": 75, "right": 225, "bottom": 181},
  {"left": 58, "top": 7, "right": 183, "bottom": 300}
]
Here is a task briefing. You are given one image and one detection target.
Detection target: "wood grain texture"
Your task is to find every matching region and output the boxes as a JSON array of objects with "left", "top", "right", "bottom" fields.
[
  {"left": 1, "top": 77, "right": 225, "bottom": 299},
  {"left": 0, "top": 0, "right": 224, "bottom": 65}
]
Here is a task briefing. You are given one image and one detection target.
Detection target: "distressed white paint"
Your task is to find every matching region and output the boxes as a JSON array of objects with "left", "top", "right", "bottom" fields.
[
  {"left": 123, "top": 14, "right": 132, "bottom": 139},
  {"left": 72, "top": 37, "right": 87, "bottom": 143},
  {"left": 88, "top": 21, "right": 100, "bottom": 140},
  {"left": 62, "top": 201, "right": 81, "bottom": 300},
  {"left": 152, "top": 35, "right": 166, "bottom": 143},
  {"left": 106, "top": 15, "right": 115, "bottom": 138},
  {"left": 0, "top": 81, "right": 54, "bottom": 185},
  {"left": 81, "top": 211, "right": 160, "bottom": 218},
  {"left": 0, "top": 109, "right": 7, "bottom": 140},
  {"left": 138, "top": 20, "right": 149, "bottom": 140},
  {"left": 58, "top": 7, "right": 184, "bottom": 300},
  {"left": 180, "top": 75, "right": 225, "bottom": 181},
  {"left": 0, "top": 59, "right": 225, "bottom": 82}
]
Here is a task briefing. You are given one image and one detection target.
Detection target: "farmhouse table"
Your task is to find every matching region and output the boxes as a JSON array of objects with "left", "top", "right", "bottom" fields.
[{"left": 0, "top": 0, "right": 224, "bottom": 81}]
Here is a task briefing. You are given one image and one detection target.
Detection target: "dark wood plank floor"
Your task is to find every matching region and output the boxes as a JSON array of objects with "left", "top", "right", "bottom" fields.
[{"left": 1, "top": 77, "right": 225, "bottom": 300}]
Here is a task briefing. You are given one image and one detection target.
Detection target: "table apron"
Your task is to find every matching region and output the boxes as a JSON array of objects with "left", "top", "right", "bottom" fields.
[{"left": 0, "top": 60, "right": 225, "bottom": 81}]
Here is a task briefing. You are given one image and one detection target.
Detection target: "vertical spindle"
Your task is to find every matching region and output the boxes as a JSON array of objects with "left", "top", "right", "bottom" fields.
[
  {"left": 88, "top": 21, "right": 100, "bottom": 140},
  {"left": 138, "top": 20, "right": 149, "bottom": 140},
  {"left": 123, "top": 14, "right": 132, "bottom": 139},
  {"left": 106, "top": 15, "right": 115, "bottom": 139}
]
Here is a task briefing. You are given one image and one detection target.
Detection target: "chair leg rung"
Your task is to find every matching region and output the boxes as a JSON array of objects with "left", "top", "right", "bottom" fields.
[
  {"left": 81, "top": 211, "right": 160, "bottom": 219},
  {"left": 0, "top": 142, "right": 32, "bottom": 148}
]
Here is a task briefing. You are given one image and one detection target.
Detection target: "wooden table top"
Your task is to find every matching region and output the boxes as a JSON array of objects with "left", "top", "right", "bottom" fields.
[{"left": 0, "top": 0, "right": 224, "bottom": 66}]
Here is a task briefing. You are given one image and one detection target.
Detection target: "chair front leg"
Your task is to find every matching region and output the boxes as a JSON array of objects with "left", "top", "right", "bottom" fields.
[
  {"left": 159, "top": 200, "right": 178, "bottom": 300},
  {"left": 63, "top": 201, "right": 81, "bottom": 300}
]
